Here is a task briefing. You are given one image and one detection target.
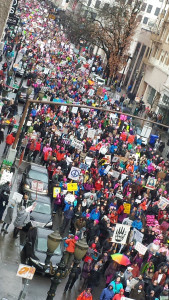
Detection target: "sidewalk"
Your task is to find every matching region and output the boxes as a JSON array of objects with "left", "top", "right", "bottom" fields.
[{"left": 0, "top": 167, "right": 23, "bottom": 299}]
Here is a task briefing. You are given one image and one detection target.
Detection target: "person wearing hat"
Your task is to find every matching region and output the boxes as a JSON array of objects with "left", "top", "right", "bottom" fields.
[
  {"left": 100, "top": 282, "right": 114, "bottom": 300},
  {"left": 130, "top": 284, "right": 145, "bottom": 300},
  {"left": 112, "top": 289, "right": 125, "bottom": 300},
  {"left": 63, "top": 235, "right": 79, "bottom": 269},
  {"left": 77, "top": 287, "right": 93, "bottom": 300},
  {"left": 124, "top": 267, "right": 133, "bottom": 281}
]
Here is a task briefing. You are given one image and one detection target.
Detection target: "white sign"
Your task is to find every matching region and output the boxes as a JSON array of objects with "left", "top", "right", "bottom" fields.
[
  {"left": 31, "top": 181, "right": 44, "bottom": 192},
  {"left": 17, "top": 264, "right": 36, "bottom": 280},
  {"left": 85, "top": 156, "right": 93, "bottom": 166},
  {"left": 60, "top": 105, "right": 67, "bottom": 112},
  {"left": 122, "top": 218, "right": 133, "bottom": 226},
  {"left": 99, "top": 146, "right": 108, "bottom": 155},
  {"left": 65, "top": 193, "right": 75, "bottom": 203},
  {"left": 71, "top": 137, "right": 84, "bottom": 151},
  {"left": 111, "top": 223, "right": 131, "bottom": 244},
  {"left": 109, "top": 170, "right": 120, "bottom": 178},
  {"left": 129, "top": 228, "right": 143, "bottom": 244},
  {"left": 135, "top": 241, "right": 147, "bottom": 255},
  {"left": 72, "top": 107, "right": 78, "bottom": 114},
  {"left": 87, "top": 128, "right": 96, "bottom": 139},
  {"left": 158, "top": 197, "right": 169, "bottom": 210},
  {"left": 146, "top": 177, "right": 157, "bottom": 190},
  {"left": 12, "top": 192, "right": 23, "bottom": 204},
  {"left": 68, "top": 167, "right": 81, "bottom": 181}
]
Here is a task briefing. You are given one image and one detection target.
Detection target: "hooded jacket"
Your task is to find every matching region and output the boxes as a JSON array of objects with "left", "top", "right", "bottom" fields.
[
  {"left": 112, "top": 289, "right": 125, "bottom": 300},
  {"left": 100, "top": 284, "right": 115, "bottom": 300}
]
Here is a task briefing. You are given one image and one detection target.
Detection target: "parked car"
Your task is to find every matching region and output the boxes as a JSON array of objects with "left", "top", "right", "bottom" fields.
[
  {"left": 27, "top": 193, "right": 52, "bottom": 228},
  {"left": 20, "top": 164, "right": 48, "bottom": 195},
  {"left": 20, "top": 227, "right": 62, "bottom": 275}
]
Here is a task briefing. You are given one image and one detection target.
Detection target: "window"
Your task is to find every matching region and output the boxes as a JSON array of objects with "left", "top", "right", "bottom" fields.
[
  {"left": 141, "top": 2, "right": 147, "bottom": 11},
  {"left": 95, "top": 0, "right": 101, "bottom": 8},
  {"left": 87, "top": 0, "right": 92, "bottom": 6},
  {"left": 147, "top": 87, "right": 156, "bottom": 105},
  {"left": 147, "top": 4, "right": 153, "bottom": 13},
  {"left": 154, "top": 7, "right": 160, "bottom": 16},
  {"left": 162, "top": 95, "right": 169, "bottom": 105},
  {"left": 143, "top": 17, "right": 149, "bottom": 24}
]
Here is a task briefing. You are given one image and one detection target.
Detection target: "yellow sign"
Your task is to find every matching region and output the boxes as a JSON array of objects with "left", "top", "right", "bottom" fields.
[
  {"left": 123, "top": 203, "right": 131, "bottom": 214},
  {"left": 17, "top": 264, "right": 36, "bottom": 280},
  {"left": 53, "top": 187, "right": 61, "bottom": 197},
  {"left": 67, "top": 183, "right": 78, "bottom": 192}
]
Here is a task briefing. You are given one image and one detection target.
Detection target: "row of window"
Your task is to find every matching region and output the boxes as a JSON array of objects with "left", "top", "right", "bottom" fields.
[{"left": 141, "top": 3, "right": 161, "bottom": 16}]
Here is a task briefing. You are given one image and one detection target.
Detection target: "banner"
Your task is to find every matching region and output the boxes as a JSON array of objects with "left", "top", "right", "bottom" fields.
[
  {"left": 123, "top": 203, "right": 131, "bottom": 214},
  {"left": 146, "top": 177, "right": 156, "bottom": 190},
  {"left": 67, "top": 183, "right": 78, "bottom": 192},
  {"left": 68, "top": 167, "right": 81, "bottom": 181},
  {"left": 135, "top": 241, "right": 147, "bottom": 255},
  {"left": 158, "top": 197, "right": 169, "bottom": 210},
  {"left": 129, "top": 228, "right": 144, "bottom": 244},
  {"left": 111, "top": 224, "right": 131, "bottom": 244}
]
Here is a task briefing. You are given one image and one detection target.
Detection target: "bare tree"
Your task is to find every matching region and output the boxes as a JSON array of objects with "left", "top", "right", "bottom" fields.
[{"left": 60, "top": 0, "right": 142, "bottom": 79}]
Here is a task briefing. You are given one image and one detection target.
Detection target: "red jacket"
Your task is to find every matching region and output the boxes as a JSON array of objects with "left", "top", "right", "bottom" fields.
[
  {"left": 6, "top": 134, "right": 15, "bottom": 145},
  {"left": 65, "top": 238, "right": 76, "bottom": 253},
  {"left": 35, "top": 142, "right": 41, "bottom": 151}
]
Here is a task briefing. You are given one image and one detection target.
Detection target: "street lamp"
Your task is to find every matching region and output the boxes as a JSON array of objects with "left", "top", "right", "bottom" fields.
[{"left": 45, "top": 231, "right": 88, "bottom": 300}]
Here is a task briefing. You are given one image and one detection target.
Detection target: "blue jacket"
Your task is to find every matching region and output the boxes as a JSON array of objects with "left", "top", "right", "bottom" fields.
[
  {"left": 90, "top": 209, "right": 100, "bottom": 221},
  {"left": 132, "top": 220, "right": 143, "bottom": 230},
  {"left": 100, "top": 284, "right": 114, "bottom": 300}
]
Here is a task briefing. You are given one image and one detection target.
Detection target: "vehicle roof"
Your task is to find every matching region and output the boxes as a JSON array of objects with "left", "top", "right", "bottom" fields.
[
  {"left": 28, "top": 164, "right": 48, "bottom": 174},
  {"left": 37, "top": 227, "right": 54, "bottom": 237}
]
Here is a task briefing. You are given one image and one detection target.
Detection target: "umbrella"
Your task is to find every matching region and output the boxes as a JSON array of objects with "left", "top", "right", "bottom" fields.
[{"left": 111, "top": 253, "right": 130, "bottom": 266}]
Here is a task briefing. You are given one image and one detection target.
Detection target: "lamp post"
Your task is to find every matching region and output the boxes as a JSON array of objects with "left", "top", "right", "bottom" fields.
[{"left": 45, "top": 231, "right": 88, "bottom": 300}]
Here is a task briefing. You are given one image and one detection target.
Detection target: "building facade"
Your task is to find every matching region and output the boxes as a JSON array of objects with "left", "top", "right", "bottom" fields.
[
  {"left": 137, "top": 9, "right": 169, "bottom": 125},
  {"left": 0, "top": 0, "right": 13, "bottom": 41}
]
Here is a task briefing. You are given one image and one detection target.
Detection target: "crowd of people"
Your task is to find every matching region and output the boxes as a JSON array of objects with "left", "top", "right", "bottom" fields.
[{"left": 0, "top": 0, "right": 169, "bottom": 299}]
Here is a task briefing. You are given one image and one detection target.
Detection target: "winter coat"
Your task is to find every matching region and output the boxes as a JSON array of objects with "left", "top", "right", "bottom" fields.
[
  {"left": 132, "top": 220, "right": 142, "bottom": 230},
  {"left": 6, "top": 133, "right": 15, "bottom": 145},
  {"left": 77, "top": 291, "right": 92, "bottom": 300},
  {"left": 130, "top": 288, "right": 145, "bottom": 300},
  {"left": 110, "top": 281, "right": 123, "bottom": 294},
  {"left": 82, "top": 262, "right": 93, "bottom": 279},
  {"left": 152, "top": 271, "right": 166, "bottom": 286},
  {"left": 14, "top": 208, "right": 30, "bottom": 228},
  {"left": 90, "top": 208, "right": 100, "bottom": 221},
  {"left": 100, "top": 284, "right": 114, "bottom": 300},
  {"left": 4, "top": 206, "right": 14, "bottom": 224},
  {"left": 65, "top": 238, "right": 76, "bottom": 253}
]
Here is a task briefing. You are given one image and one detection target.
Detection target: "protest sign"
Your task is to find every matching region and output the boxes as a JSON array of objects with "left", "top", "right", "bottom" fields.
[
  {"left": 135, "top": 241, "right": 147, "bottom": 255},
  {"left": 67, "top": 183, "right": 78, "bottom": 192},
  {"left": 112, "top": 156, "right": 119, "bottom": 162},
  {"left": 60, "top": 105, "right": 67, "bottom": 112},
  {"left": 123, "top": 203, "right": 131, "bottom": 214},
  {"left": 111, "top": 224, "right": 131, "bottom": 244},
  {"left": 71, "top": 137, "right": 84, "bottom": 151},
  {"left": 17, "top": 264, "right": 35, "bottom": 280},
  {"left": 53, "top": 187, "right": 61, "bottom": 197},
  {"left": 122, "top": 218, "right": 133, "bottom": 226},
  {"left": 80, "top": 163, "right": 88, "bottom": 170},
  {"left": 87, "top": 128, "right": 96, "bottom": 139},
  {"left": 85, "top": 156, "right": 93, "bottom": 166},
  {"left": 109, "top": 170, "right": 120, "bottom": 179},
  {"left": 158, "top": 197, "right": 169, "bottom": 210},
  {"left": 105, "top": 165, "right": 111, "bottom": 174},
  {"left": 65, "top": 193, "right": 75, "bottom": 203},
  {"left": 12, "top": 192, "right": 23, "bottom": 204},
  {"left": 68, "top": 167, "right": 81, "bottom": 181},
  {"left": 105, "top": 155, "right": 111, "bottom": 164},
  {"left": 72, "top": 107, "right": 78, "bottom": 114},
  {"left": 129, "top": 228, "right": 144, "bottom": 244},
  {"left": 146, "top": 177, "right": 157, "bottom": 190},
  {"left": 31, "top": 181, "right": 44, "bottom": 192}
]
